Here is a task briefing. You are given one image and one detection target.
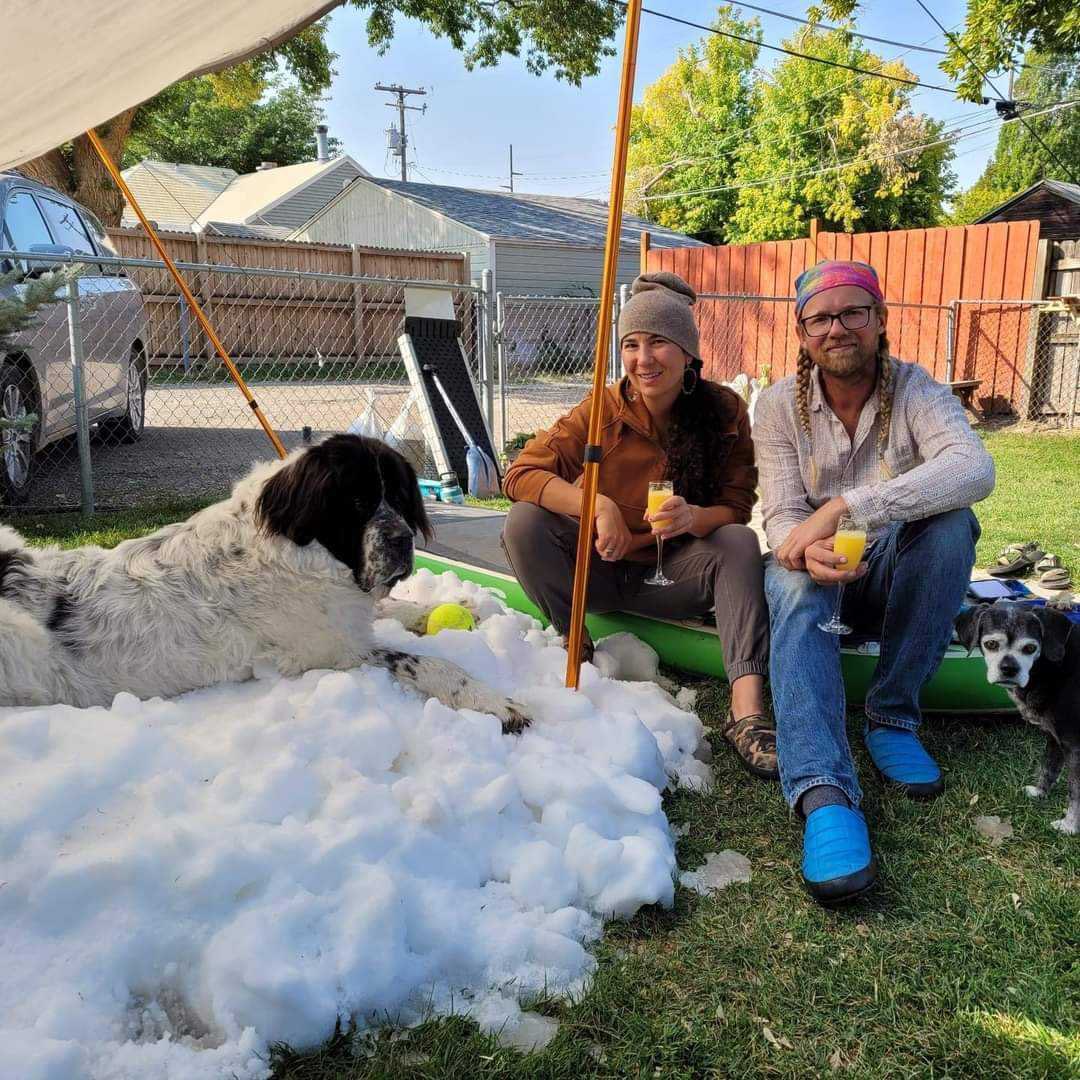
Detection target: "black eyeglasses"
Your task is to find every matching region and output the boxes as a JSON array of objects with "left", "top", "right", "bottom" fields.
[{"left": 799, "top": 306, "right": 873, "bottom": 337}]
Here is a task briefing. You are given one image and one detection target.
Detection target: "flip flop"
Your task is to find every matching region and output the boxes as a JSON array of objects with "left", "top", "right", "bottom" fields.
[
  {"left": 988, "top": 542, "right": 1044, "bottom": 578},
  {"left": 1035, "top": 553, "right": 1062, "bottom": 574},
  {"left": 1039, "top": 567, "right": 1072, "bottom": 590}
]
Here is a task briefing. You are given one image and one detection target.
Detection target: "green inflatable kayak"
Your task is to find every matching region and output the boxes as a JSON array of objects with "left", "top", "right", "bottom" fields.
[{"left": 413, "top": 551, "right": 1015, "bottom": 714}]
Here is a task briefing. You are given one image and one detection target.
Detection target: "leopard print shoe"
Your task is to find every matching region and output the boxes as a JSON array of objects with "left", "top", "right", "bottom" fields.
[{"left": 722, "top": 711, "right": 779, "bottom": 781}]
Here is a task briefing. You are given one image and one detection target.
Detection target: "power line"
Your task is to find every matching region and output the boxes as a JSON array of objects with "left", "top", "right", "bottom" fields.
[
  {"left": 409, "top": 17, "right": 963, "bottom": 191},
  {"left": 729, "top": 0, "right": 948, "bottom": 55},
  {"left": 721, "top": 0, "right": 1050, "bottom": 71},
  {"left": 910, "top": 0, "right": 1078, "bottom": 184},
  {"left": 635, "top": 104, "right": 993, "bottom": 179},
  {"left": 636, "top": 98, "right": 1080, "bottom": 201},
  {"left": 604, "top": 0, "right": 978, "bottom": 99}
]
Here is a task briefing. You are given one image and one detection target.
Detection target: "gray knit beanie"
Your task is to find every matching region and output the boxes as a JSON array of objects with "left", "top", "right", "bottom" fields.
[{"left": 617, "top": 271, "right": 700, "bottom": 362}]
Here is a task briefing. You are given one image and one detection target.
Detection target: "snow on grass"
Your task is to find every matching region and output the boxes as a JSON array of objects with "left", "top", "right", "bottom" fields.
[{"left": 0, "top": 569, "right": 708, "bottom": 1080}]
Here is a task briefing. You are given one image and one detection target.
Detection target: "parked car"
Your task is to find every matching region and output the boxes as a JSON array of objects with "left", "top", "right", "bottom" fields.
[{"left": 0, "top": 173, "right": 149, "bottom": 504}]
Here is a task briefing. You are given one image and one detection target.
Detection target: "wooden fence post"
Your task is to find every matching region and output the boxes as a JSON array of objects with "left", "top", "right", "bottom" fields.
[
  {"left": 194, "top": 230, "right": 213, "bottom": 362},
  {"left": 1019, "top": 236, "right": 1052, "bottom": 419},
  {"left": 351, "top": 244, "right": 366, "bottom": 364},
  {"left": 640, "top": 230, "right": 650, "bottom": 275},
  {"left": 808, "top": 218, "right": 820, "bottom": 261}
]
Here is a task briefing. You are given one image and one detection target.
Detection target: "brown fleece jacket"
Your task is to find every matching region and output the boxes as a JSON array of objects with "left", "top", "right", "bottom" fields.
[{"left": 502, "top": 377, "right": 757, "bottom": 545}]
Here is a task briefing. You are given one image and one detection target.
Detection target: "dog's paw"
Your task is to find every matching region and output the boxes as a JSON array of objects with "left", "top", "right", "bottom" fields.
[
  {"left": 500, "top": 702, "right": 531, "bottom": 736},
  {"left": 1050, "top": 815, "right": 1079, "bottom": 835},
  {"left": 1023, "top": 784, "right": 1047, "bottom": 799}
]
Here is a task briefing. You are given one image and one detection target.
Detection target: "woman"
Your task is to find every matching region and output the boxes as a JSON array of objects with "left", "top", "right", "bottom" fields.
[{"left": 502, "top": 272, "right": 775, "bottom": 780}]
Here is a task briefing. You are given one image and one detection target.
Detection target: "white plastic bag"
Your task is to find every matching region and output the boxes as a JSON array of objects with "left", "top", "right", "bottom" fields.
[
  {"left": 346, "top": 389, "right": 385, "bottom": 440},
  {"left": 384, "top": 389, "right": 418, "bottom": 454}
]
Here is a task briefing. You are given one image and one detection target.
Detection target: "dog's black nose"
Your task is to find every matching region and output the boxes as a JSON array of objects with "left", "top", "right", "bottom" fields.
[{"left": 999, "top": 657, "right": 1020, "bottom": 677}]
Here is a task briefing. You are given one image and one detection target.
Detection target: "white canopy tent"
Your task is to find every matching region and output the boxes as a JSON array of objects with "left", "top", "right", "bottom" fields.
[{"left": 1, "top": 0, "right": 342, "bottom": 171}]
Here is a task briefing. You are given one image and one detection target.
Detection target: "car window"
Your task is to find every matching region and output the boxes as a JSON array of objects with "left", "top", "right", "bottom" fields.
[
  {"left": 3, "top": 191, "right": 55, "bottom": 252},
  {"left": 39, "top": 196, "right": 97, "bottom": 258},
  {"left": 81, "top": 208, "right": 119, "bottom": 258},
  {"left": 0, "top": 222, "right": 15, "bottom": 273}
]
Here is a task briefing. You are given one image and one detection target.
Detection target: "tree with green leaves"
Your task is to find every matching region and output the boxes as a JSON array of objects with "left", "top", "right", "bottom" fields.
[
  {"left": 728, "top": 28, "right": 955, "bottom": 242},
  {"left": 122, "top": 80, "right": 342, "bottom": 176},
  {"left": 17, "top": 1, "right": 620, "bottom": 225},
  {"left": 820, "top": 0, "right": 1080, "bottom": 103},
  {"left": 626, "top": 7, "right": 760, "bottom": 244},
  {"left": 950, "top": 49, "right": 1080, "bottom": 224},
  {"left": 631, "top": 20, "right": 955, "bottom": 243}
]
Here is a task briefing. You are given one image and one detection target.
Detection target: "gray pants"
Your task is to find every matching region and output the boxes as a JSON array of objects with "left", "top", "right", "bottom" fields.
[{"left": 501, "top": 502, "right": 769, "bottom": 683}]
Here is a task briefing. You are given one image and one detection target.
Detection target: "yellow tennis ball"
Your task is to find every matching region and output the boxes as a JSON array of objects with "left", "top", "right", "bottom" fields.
[{"left": 425, "top": 602, "right": 475, "bottom": 635}]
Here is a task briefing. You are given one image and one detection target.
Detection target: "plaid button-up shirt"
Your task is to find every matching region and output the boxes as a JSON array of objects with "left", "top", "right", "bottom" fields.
[{"left": 753, "top": 358, "right": 995, "bottom": 551}]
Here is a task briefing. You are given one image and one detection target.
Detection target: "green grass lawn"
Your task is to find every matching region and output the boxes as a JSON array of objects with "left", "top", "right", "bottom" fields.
[{"left": 4, "top": 432, "right": 1079, "bottom": 1079}]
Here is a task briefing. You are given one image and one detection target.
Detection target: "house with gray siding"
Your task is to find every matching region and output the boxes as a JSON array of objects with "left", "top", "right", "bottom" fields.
[
  {"left": 288, "top": 176, "right": 704, "bottom": 294},
  {"left": 120, "top": 153, "right": 369, "bottom": 235}
]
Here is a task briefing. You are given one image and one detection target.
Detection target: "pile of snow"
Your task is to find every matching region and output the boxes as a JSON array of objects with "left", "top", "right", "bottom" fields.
[{"left": 0, "top": 569, "right": 709, "bottom": 1080}]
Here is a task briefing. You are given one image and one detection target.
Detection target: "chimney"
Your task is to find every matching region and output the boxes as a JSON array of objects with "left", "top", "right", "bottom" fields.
[
  {"left": 316, "top": 124, "right": 330, "bottom": 162},
  {"left": 256, "top": 161, "right": 278, "bottom": 171}
]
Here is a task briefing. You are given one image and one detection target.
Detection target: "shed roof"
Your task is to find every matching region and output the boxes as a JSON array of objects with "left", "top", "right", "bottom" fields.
[
  {"left": 119, "top": 161, "right": 236, "bottom": 230},
  {"left": 976, "top": 179, "right": 1080, "bottom": 222},
  {"left": 120, "top": 155, "right": 369, "bottom": 232}
]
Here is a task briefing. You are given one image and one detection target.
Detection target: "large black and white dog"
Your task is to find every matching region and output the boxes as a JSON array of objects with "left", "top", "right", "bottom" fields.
[
  {"left": 0, "top": 435, "right": 528, "bottom": 733},
  {"left": 956, "top": 601, "right": 1078, "bottom": 834}
]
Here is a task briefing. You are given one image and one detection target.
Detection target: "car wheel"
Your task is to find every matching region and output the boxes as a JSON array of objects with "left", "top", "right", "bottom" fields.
[
  {"left": 0, "top": 360, "right": 41, "bottom": 506},
  {"left": 103, "top": 344, "right": 147, "bottom": 444}
]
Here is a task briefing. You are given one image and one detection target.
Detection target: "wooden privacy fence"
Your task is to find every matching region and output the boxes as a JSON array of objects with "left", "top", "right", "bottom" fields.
[
  {"left": 105, "top": 228, "right": 469, "bottom": 367},
  {"left": 647, "top": 221, "right": 1045, "bottom": 415}
]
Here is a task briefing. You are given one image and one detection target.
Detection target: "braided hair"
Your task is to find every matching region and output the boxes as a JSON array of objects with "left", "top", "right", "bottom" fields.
[
  {"left": 662, "top": 358, "right": 739, "bottom": 506},
  {"left": 794, "top": 306, "right": 895, "bottom": 492}
]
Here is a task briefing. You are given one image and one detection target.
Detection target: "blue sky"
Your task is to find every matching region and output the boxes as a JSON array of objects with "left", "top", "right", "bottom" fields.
[{"left": 321, "top": 0, "right": 997, "bottom": 202}]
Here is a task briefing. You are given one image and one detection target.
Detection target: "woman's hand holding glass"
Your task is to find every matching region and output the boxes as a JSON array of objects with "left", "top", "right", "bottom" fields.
[{"left": 644, "top": 494, "right": 697, "bottom": 540}]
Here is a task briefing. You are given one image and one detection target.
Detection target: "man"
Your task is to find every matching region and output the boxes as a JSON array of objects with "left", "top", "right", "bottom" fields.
[{"left": 753, "top": 260, "right": 995, "bottom": 905}]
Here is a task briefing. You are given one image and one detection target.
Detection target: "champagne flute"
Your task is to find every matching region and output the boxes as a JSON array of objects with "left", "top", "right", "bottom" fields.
[
  {"left": 818, "top": 515, "right": 868, "bottom": 635},
  {"left": 645, "top": 480, "right": 674, "bottom": 586}
]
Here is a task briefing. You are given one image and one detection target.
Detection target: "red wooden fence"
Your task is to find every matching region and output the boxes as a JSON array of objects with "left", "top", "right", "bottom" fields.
[{"left": 648, "top": 221, "right": 1042, "bottom": 413}]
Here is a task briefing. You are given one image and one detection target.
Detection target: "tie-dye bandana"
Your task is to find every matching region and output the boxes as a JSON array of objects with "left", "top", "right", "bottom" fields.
[{"left": 794, "top": 260, "right": 884, "bottom": 315}]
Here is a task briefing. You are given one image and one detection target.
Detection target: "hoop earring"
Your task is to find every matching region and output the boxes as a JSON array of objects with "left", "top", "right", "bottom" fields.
[{"left": 682, "top": 365, "right": 699, "bottom": 395}]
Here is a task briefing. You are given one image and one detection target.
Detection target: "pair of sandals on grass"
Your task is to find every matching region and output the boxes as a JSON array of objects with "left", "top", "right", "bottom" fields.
[{"left": 989, "top": 541, "right": 1072, "bottom": 590}]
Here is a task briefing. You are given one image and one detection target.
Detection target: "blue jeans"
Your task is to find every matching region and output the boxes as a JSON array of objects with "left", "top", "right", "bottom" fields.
[{"left": 764, "top": 509, "right": 980, "bottom": 809}]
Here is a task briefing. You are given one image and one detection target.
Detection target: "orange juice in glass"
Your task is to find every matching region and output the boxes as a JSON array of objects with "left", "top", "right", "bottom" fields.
[
  {"left": 819, "top": 515, "right": 868, "bottom": 635},
  {"left": 832, "top": 526, "right": 868, "bottom": 570},
  {"left": 647, "top": 482, "right": 673, "bottom": 532},
  {"left": 645, "top": 480, "right": 674, "bottom": 586}
]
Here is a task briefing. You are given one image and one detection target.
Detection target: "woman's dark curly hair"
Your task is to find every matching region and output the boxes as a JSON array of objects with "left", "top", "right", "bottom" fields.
[{"left": 662, "top": 358, "right": 740, "bottom": 506}]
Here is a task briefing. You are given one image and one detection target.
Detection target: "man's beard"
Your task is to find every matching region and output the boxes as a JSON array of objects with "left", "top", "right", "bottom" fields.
[{"left": 812, "top": 337, "right": 877, "bottom": 378}]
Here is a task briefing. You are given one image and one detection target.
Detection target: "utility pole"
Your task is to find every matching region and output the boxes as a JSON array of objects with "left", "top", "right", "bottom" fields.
[
  {"left": 375, "top": 83, "right": 427, "bottom": 182},
  {"left": 502, "top": 144, "right": 524, "bottom": 193}
]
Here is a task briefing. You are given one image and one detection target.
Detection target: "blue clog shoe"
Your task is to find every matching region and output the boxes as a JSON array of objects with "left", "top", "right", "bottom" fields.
[
  {"left": 802, "top": 805, "right": 878, "bottom": 905},
  {"left": 864, "top": 725, "right": 944, "bottom": 799}
]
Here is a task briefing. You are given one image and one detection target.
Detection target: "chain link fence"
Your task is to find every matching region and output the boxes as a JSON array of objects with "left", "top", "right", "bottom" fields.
[
  {"left": 493, "top": 294, "right": 619, "bottom": 454},
  {"left": 1, "top": 253, "right": 483, "bottom": 511},
  {"left": 2, "top": 253, "right": 1076, "bottom": 516}
]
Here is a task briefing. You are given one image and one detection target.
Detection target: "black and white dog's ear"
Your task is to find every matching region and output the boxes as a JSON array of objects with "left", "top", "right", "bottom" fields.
[
  {"left": 955, "top": 604, "right": 989, "bottom": 653},
  {"left": 382, "top": 447, "right": 433, "bottom": 541},
  {"left": 255, "top": 449, "right": 338, "bottom": 546},
  {"left": 1032, "top": 606, "right": 1072, "bottom": 664}
]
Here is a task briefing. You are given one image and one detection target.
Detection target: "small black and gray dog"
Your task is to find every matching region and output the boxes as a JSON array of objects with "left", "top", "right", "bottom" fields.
[{"left": 955, "top": 600, "right": 1078, "bottom": 834}]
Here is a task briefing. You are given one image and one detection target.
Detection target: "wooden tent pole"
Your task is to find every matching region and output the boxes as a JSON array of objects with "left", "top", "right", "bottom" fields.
[
  {"left": 564, "top": 0, "right": 644, "bottom": 689},
  {"left": 85, "top": 128, "right": 287, "bottom": 459}
]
